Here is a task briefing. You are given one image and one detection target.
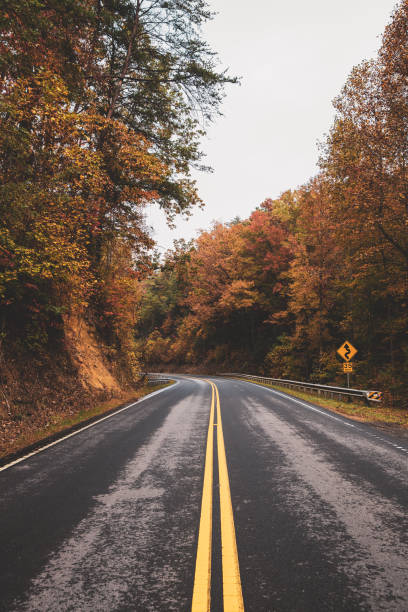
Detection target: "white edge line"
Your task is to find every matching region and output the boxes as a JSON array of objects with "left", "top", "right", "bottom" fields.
[
  {"left": 236, "top": 379, "right": 408, "bottom": 453},
  {"left": 0, "top": 380, "right": 179, "bottom": 473},
  {"left": 268, "top": 388, "right": 356, "bottom": 427},
  {"left": 235, "top": 378, "right": 356, "bottom": 427}
]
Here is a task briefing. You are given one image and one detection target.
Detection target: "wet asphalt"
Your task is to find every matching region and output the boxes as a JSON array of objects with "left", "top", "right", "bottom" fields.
[{"left": 0, "top": 376, "right": 407, "bottom": 611}]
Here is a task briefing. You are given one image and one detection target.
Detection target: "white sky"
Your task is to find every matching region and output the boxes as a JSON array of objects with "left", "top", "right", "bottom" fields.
[{"left": 146, "top": 0, "right": 398, "bottom": 251}]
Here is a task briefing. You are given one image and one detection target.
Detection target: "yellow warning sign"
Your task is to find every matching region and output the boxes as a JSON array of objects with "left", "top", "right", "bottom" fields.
[
  {"left": 337, "top": 341, "right": 358, "bottom": 362},
  {"left": 343, "top": 362, "right": 353, "bottom": 373}
]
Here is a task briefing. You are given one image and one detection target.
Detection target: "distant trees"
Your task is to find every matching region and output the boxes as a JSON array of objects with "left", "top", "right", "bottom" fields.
[
  {"left": 1, "top": 0, "right": 407, "bottom": 397},
  {"left": 137, "top": 1, "right": 408, "bottom": 397},
  {"left": 136, "top": 202, "right": 293, "bottom": 369}
]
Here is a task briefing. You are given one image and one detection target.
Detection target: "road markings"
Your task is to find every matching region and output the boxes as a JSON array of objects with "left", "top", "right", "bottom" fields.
[
  {"left": 238, "top": 379, "right": 408, "bottom": 455},
  {"left": 192, "top": 381, "right": 244, "bottom": 612},
  {"left": 191, "top": 384, "right": 215, "bottom": 612},
  {"left": 265, "top": 387, "right": 408, "bottom": 453},
  {"left": 0, "top": 382, "right": 179, "bottom": 473},
  {"left": 269, "top": 388, "right": 356, "bottom": 428},
  {"left": 214, "top": 383, "right": 245, "bottom": 612}
]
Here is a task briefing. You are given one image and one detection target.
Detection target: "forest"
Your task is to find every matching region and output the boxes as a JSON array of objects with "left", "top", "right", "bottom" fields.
[
  {"left": 0, "top": 0, "right": 234, "bottom": 446},
  {"left": 0, "top": 0, "right": 407, "bottom": 448},
  {"left": 136, "top": 2, "right": 408, "bottom": 401}
]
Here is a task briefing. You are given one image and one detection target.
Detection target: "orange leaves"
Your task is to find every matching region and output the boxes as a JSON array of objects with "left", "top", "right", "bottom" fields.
[
  {"left": 0, "top": 58, "right": 169, "bottom": 335},
  {"left": 135, "top": 4, "right": 408, "bottom": 394},
  {"left": 138, "top": 205, "right": 295, "bottom": 368},
  {"left": 186, "top": 223, "right": 252, "bottom": 319},
  {"left": 218, "top": 280, "right": 257, "bottom": 311}
]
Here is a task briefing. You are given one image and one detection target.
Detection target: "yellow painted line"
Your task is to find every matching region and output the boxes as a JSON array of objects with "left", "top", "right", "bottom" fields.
[
  {"left": 191, "top": 383, "right": 215, "bottom": 612},
  {"left": 214, "top": 382, "right": 245, "bottom": 612}
]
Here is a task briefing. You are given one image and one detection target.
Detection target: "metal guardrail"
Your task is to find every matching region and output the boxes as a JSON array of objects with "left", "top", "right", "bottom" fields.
[
  {"left": 146, "top": 373, "right": 174, "bottom": 386},
  {"left": 219, "top": 373, "right": 382, "bottom": 403}
]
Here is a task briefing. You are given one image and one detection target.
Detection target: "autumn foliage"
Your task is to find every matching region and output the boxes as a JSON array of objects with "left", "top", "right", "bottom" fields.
[
  {"left": 137, "top": 2, "right": 408, "bottom": 400},
  {"left": 0, "top": 1, "right": 233, "bottom": 386},
  {"left": 1, "top": 0, "right": 408, "bottom": 413}
]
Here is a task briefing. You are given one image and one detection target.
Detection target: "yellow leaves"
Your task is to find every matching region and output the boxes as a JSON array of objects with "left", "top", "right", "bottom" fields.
[
  {"left": 219, "top": 280, "right": 257, "bottom": 311},
  {"left": 1, "top": 64, "right": 172, "bottom": 328}
]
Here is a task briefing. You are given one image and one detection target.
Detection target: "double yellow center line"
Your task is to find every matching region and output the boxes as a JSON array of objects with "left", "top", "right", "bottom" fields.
[{"left": 191, "top": 381, "right": 244, "bottom": 612}]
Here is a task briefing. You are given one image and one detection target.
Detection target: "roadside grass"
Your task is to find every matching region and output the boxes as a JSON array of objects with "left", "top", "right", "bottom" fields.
[
  {"left": 1, "top": 381, "right": 174, "bottom": 462},
  {"left": 241, "top": 380, "right": 408, "bottom": 429}
]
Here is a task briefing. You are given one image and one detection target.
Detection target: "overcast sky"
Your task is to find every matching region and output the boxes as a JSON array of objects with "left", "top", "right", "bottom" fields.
[{"left": 146, "top": 0, "right": 398, "bottom": 252}]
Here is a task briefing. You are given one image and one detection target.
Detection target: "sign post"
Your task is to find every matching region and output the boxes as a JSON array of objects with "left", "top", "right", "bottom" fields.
[
  {"left": 337, "top": 341, "right": 358, "bottom": 388},
  {"left": 343, "top": 362, "right": 353, "bottom": 388}
]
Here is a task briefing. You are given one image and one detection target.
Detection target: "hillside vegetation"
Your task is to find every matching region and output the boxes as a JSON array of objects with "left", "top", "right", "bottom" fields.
[
  {"left": 136, "top": 2, "right": 408, "bottom": 404},
  {"left": 1, "top": 1, "right": 408, "bottom": 453},
  {"left": 0, "top": 0, "right": 233, "bottom": 451}
]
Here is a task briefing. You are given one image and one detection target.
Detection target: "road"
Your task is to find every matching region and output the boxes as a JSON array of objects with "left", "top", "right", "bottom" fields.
[{"left": 1, "top": 376, "right": 408, "bottom": 611}]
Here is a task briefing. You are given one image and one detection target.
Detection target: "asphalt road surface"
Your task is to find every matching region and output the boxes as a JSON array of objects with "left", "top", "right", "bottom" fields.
[{"left": 1, "top": 376, "right": 408, "bottom": 611}]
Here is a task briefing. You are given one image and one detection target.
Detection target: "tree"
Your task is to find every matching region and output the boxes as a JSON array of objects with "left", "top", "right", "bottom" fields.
[
  {"left": 0, "top": 0, "right": 236, "bottom": 359},
  {"left": 77, "top": 0, "right": 238, "bottom": 219},
  {"left": 280, "top": 180, "right": 342, "bottom": 380},
  {"left": 138, "top": 206, "right": 292, "bottom": 370},
  {"left": 0, "top": 67, "right": 167, "bottom": 353},
  {"left": 319, "top": 1, "right": 408, "bottom": 390}
]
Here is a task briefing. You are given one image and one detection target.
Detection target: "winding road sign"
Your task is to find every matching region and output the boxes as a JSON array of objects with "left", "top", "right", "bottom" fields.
[{"left": 337, "top": 341, "right": 357, "bottom": 362}]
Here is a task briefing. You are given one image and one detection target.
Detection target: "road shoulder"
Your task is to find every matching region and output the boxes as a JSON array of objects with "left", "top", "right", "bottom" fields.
[
  {"left": 0, "top": 381, "right": 175, "bottom": 468},
  {"left": 230, "top": 378, "right": 408, "bottom": 436}
]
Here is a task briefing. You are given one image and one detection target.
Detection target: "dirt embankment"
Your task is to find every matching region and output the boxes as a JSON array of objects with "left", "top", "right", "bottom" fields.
[
  {"left": 0, "top": 315, "right": 136, "bottom": 458},
  {"left": 63, "top": 314, "right": 122, "bottom": 395}
]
